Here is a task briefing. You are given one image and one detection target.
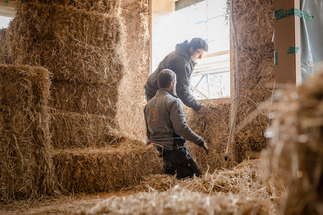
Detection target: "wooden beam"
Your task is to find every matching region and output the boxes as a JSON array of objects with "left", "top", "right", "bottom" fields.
[
  {"left": 0, "top": 5, "right": 15, "bottom": 17},
  {"left": 175, "top": 0, "right": 204, "bottom": 11},
  {"left": 274, "top": 0, "right": 301, "bottom": 85},
  {"left": 202, "top": 50, "right": 230, "bottom": 59},
  {"left": 152, "top": 0, "right": 174, "bottom": 14}
]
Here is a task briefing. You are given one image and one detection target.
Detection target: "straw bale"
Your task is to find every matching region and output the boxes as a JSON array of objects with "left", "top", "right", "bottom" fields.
[
  {"left": 50, "top": 80, "right": 118, "bottom": 116},
  {"left": 5, "top": 24, "right": 123, "bottom": 83},
  {"left": 50, "top": 110, "right": 120, "bottom": 149},
  {"left": 230, "top": 0, "right": 275, "bottom": 163},
  {"left": 84, "top": 187, "right": 273, "bottom": 215},
  {"left": 261, "top": 71, "right": 323, "bottom": 215},
  {"left": 12, "top": 39, "right": 124, "bottom": 84},
  {"left": 18, "top": 0, "right": 121, "bottom": 14},
  {"left": 53, "top": 143, "right": 163, "bottom": 193},
  {"left": 15, "top": 2, "right": 122, "bottom": 47},
  {"left": 0, "top": 64, "right": 55, "bottom": 201},
  {"left": 116, "top": 0, "right": 150, "bottom": 141},
  {"left": 186, "top": 100, "right": 231, "bottom": 172},
  {"left": 4, "top": 2, "right": 126, "bottom": 84}
]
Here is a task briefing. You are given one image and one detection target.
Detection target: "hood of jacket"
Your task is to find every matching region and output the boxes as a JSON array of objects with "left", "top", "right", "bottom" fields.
[
  {"left": 175, "top": 40, "right": 191, "bottom": 61},
  {"left": 175, "top": 40, "right": 198, "bottom": 66}
]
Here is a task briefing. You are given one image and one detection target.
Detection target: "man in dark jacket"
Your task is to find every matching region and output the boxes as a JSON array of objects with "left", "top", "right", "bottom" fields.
[
  {"left": 144, "top": 38, "right": 208, "bottom": 113},
  {"left": 144, "top": 69, "right": 209, "bottom": 179}
]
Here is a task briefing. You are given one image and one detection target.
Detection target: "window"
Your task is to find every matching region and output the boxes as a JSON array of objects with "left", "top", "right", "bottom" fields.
[
  {"left": 0, "top": 16, "right": 12, "bottom": 28},
  {"left": 152, "top": 0, "right": 230, "bottom": 99}
]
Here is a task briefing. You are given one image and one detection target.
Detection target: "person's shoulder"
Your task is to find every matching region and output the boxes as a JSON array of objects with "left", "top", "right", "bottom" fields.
[
  {"left": 166, "top": 93, "right": 181, "bottom": 106},
  {"left": 168, "top": 51, "right": 187, "bottom": 62},
  {"left": 144, "top": 97, "right": 155, "bottom": 109}
]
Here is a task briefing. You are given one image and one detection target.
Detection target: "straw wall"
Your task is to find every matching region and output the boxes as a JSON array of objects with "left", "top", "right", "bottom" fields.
[
  {"left": 117, "top": 0, "right": 150, "bottom": 140},
  {"left": 0, "top": 65, "right": 55, "bottom": 201},
  {"left": 262, "top": 71, "right": 323, "bottom": 215},
  {"left": 230, "top": 0, "right": 275, "bottom": 163}
]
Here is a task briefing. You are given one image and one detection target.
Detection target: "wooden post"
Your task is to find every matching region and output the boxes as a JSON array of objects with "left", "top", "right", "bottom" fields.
[
  {"left": 274, "top": 0, "right": 301, "bottom": 85},
  {"left": 0, "top": 0, "right": 16, "bottom": 17}
]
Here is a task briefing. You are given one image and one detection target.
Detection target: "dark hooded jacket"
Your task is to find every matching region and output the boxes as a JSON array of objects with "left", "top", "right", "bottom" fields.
[{"left": 144, "top": 41, "right": 202, "bottom": 112}]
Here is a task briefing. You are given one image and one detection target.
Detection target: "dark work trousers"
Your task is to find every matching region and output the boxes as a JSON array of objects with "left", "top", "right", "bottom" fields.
[{"left": 158, "top": 146, "right": 202, "bottom": 179}]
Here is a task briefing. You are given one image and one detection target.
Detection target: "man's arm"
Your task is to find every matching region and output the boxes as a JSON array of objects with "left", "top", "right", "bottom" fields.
[
  {"left": 173, "top": 62, "right": 202, "bottom": 112},
  {"left": 143, "top": 105, "right": 151, "bottom": 144},
  {"left": 169, "top": 99, "right": 203, "bottom": 145}
]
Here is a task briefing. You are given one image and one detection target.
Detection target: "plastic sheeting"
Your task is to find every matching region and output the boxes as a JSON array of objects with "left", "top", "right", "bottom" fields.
[{"left": 300, "top": 0, "right": 323, "bottom": 82}]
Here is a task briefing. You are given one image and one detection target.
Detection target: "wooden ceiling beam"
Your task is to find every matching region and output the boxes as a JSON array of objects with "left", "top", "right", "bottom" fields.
[
  {"left": 175, "top": 0, "right": 204, "bottom": 11},
  {"left": 0, "top": 5, "right": 15, "bottom": 17}
]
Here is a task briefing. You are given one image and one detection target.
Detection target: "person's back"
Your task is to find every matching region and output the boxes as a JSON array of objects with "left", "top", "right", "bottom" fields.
[
  {"left": 144, "top": 88, "right": 199, "bottom": 150},
  {"left": 144, "top": 69, "right": 209, "bottom": 179},
  {"left": 144, "top": 41, "right": 192, "bottom": 99}
]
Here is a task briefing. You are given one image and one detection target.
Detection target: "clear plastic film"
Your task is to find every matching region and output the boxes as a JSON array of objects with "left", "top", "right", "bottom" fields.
[{"left": 300, "top": 0, "right": 323, "bottom": 82}]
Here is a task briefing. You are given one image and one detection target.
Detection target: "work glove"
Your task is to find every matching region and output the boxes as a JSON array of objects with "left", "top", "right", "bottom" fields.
[{"left": 199, "top": 140, "right": 209, "bottom": 155}]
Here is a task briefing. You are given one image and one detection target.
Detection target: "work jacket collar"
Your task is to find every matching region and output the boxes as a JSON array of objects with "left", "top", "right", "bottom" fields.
[{"left": 156, "top": 88, "right": 178, "bottom": 98}]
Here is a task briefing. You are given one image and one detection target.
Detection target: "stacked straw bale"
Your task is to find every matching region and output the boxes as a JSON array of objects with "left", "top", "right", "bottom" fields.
[
  {"left": 229, "top": 0, "right": 275, "bottom": 163},
  {"left": 53, "top": 144, "right": 163, "bottom": 193},
  {"left": 116, "top": 0, "right": 150, "bottom": 140},
  {"left": 186, "top": 100, "right": 230, "bottom": 172},
  {"left": 0, "top": 65, "right": 55, "bottom": 200},
  {"left": 262, "top": 71, "right": 323, "bottom": 215},
  {"left": 3, "top": 0, "right": 126, "bottom": 148},
  {"left": 11, "top": 2, "right": 124, "bottom": 83},
  {"left": 0, "top": 0, "right": 163, "bottom": 198},
  {"left": 84, "top": 187, "right": 273, "bottom": 215}
]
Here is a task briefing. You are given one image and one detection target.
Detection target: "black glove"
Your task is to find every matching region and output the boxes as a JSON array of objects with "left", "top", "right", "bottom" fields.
[{"left": 199, "top": 141, "right": 209, "bottom": 154}]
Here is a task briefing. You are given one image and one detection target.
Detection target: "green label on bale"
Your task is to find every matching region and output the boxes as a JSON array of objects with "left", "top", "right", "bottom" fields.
[
  {"left": 274, "top": 8, "right": 314, "bottom": 22},
  {"left": 274, "top": 51, "right": 278, "bottom": 66},
  {"left": 287, "top": 47, "right": 300, "bottom": 54}
]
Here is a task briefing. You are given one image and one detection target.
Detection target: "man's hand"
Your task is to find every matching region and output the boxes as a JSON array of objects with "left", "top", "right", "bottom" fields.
[
  {"left": 200, "top": 141, "right": 209, "bottom": 154},
  {"left": 197, "top": 105, "right": 206, "bottom": 114}
]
